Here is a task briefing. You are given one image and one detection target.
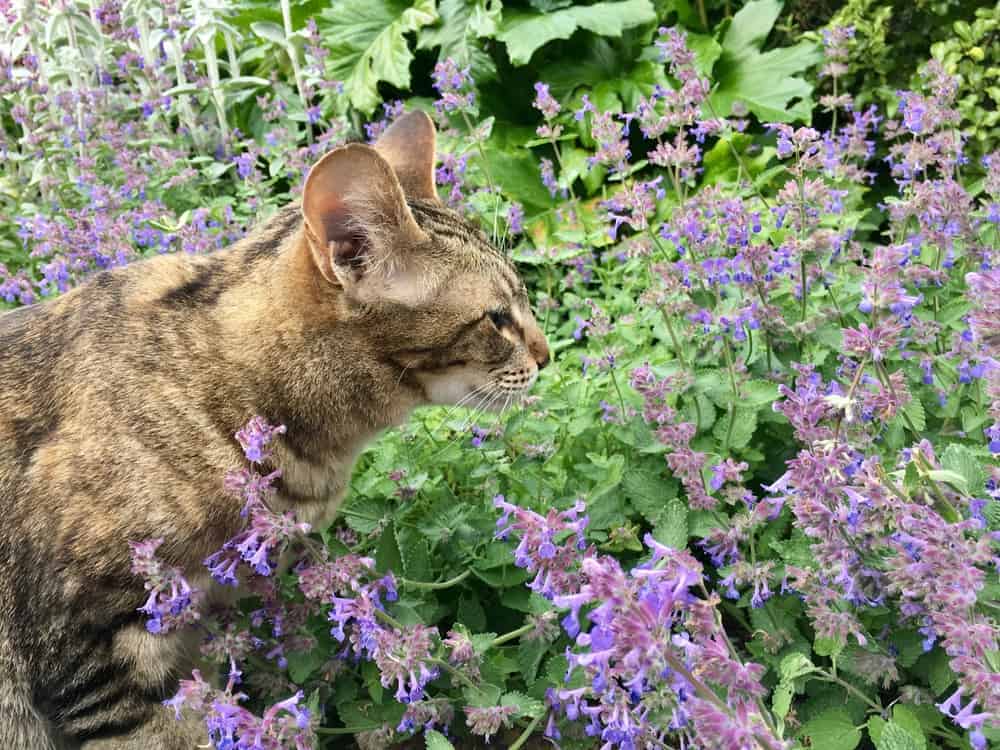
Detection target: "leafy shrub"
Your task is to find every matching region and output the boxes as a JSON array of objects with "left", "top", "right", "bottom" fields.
[{"left": 2, "top": 2, "right": 998, "bottom": 749}]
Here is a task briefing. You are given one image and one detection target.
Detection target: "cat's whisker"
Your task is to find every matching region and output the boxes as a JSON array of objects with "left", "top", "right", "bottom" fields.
[
  {"left": 418, "top": 381, "right": 497, "bottom": 451},
  {"left": 429, "top": 384, "right": 508, "bottom": 458}
]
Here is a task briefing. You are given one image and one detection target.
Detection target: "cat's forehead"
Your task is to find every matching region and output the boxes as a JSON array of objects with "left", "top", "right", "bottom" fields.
[{"left": 408, "top": 199, "right": 526, "bottom": 301}]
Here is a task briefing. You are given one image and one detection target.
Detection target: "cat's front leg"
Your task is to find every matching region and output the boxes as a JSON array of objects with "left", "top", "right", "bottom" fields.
[{"left": 79, "top": 710, "right": 206, "bottom": 750}]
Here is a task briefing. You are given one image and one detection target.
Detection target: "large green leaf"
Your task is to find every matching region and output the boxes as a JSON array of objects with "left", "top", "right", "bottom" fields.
[
  {"left": 418, "top": 0, "right": 501, "bottom": 81},
  {"left": 708, "top": 0, "right": 821, "bottom": 122},
  {"left": 799, "top": 708, "right": 862, "bottom": 750},
  {"left": 321, "top": 0, "right": 438, "bottom": 114},
  {"left": 497, "top": 0, "right": 656, "bottom": 66}
]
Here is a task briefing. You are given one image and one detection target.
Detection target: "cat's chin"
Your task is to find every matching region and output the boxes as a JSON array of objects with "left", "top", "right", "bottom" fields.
[{"left": 466, "top": 387, "right": 530, "bottom": 413}]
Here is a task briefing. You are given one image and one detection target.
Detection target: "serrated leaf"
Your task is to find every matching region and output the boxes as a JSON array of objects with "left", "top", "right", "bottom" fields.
[
  {"left": 902, "top": 398, "right": 926, "bottom": 432},
  {"left": 814, "top": 635, "right": 844, "bottom": 658},
  {"left": 250, "top": 21, "right": 286, "bottom": 46},
  {"left": 322, "top": 0, "right": 438, "bottom": 114},
  {"left": 375, "top": 521, "right": 402, "bottom": 574},
  {"left": 799, "top": 708, "right": 862, "bottom": 750},
  {"left": 286, "top": 649, "right": 324, "bottom": 684},
  {"left": 773, "top": 679, "right": 794, "bottom": 718},
  {"left": 458, "top": 593, "right": 487, "bottom": 631},
  {"left": 623, "top": 469, "right": 679, "bottom": 523},
  {"left": 425, "top": 729, "right": 456, "bottom": 750},
  {"left": 940, "top": 443, "right": 985, "bottom": 496},
  {"left": 464, "top": 683, "right": 504, "bottom": 707},
  {"left": 497, "top": 0, "right": 655, "bottom": 65},
  {"left": 518, "top": 638, "right": 548, "bottom": 683},
  {"left": 397, "top": 532, "right": 433, "bottom": 581},
  {"left": 651, "top": 498, "right": 688, "bottom": 549},
  {"left": 709, "top": 0, "right": 821, "bottom": 122},
  {"left": 741, "top": 379, "right": 780, "bottom": 408},
  {"left": 695, "top": 369, "right": 731, "bottom": 406},
  {"left": 418, "top": 0, "right": 500, "bottom": 80},
  {"left": 713, "top": 407, "right": 757, "bottom": 450},
  {"left": 922, "top": 648, "right": 956, "bottom": 695},
  {"left": 875, "top": 722, "right": 923, "bottom": 750},
  {"left": 342, "top": 496, "right": 389, "bottom": 535},
  {"left": 889, "top": 707, "right": 926, "bottom": 750},
  {"left": 501, "top": 691, "right": 545, "bottom": 718},
  {"left": 779, "top": 652, "right": 815, "bottom": 681},
  {"left": 927, "top": 469, "right": 969, "bottom": 496}
]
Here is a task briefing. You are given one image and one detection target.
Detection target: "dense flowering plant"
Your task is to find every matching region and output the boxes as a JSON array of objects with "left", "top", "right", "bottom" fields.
[{"left": 4, "top": 2, "right": 999, "bottom": 749}]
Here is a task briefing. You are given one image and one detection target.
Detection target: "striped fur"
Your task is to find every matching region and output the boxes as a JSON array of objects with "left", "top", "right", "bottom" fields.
[{"left": 0, "top": 114, "right": 548, "bottom": 749}]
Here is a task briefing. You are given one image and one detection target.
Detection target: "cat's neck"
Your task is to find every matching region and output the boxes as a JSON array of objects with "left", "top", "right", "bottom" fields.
[{"left": 213, "top": 230, "right": 425, "bottom": 507}]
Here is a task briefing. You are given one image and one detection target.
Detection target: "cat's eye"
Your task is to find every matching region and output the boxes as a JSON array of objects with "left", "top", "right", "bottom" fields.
[{"left": 487, "top": 309, "right": 512, "bottom": 329}]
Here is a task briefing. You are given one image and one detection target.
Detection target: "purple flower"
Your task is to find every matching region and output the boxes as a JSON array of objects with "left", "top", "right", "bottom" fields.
[
  {"left": 130, "top": 538, "right": 201, "bottom": 633},
  {"left": 432, "top": 58, "right": 476, "bottom": 114},
  {"left": 235, "top": 416, "right": 287, "bottom": 464},
  {"left": 465, "top": 705, "right": 517, "bottom": 742}
]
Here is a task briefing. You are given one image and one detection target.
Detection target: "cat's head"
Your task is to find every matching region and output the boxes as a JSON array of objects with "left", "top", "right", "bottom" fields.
[{"left": 300, "top": 111, "right": 549, "bottom": 411}]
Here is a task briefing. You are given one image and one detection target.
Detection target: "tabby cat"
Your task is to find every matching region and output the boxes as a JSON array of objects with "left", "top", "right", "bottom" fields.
[{"left": 0, "top": 111, "right": 549, "bottom": 749}]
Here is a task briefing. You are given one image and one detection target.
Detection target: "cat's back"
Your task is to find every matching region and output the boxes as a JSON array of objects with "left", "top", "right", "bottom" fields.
[{"left": 0, "top": 251, "right": 252, "bottom": 525}]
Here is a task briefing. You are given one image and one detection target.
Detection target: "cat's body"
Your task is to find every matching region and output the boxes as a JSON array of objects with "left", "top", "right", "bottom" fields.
[{"left": 0, "top": 113, "right": 549, "bottom": 749}]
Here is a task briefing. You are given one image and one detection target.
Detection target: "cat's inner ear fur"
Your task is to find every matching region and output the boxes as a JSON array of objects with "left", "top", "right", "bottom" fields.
[
  {"left": 301, "top": 143, "right": 432, "bottom": 304},
  {"left": 374, "top": 110, "right": 439, "bottom": 202}
]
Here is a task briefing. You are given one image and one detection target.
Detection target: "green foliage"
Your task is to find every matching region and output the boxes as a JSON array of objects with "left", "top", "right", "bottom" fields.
[
  {"left": 321, "top": 0, "right": 438, "bottom": 113},
  {"left": 496, "top": 0, "right": 657, "bottom": 65},
  {"left": 2, "top": 1, "right": 997, "bottom": 748}
]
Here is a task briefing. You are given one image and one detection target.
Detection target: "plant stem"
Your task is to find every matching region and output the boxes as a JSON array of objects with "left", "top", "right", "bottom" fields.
[
  {"left": 460, "top": 111, "right": 501, "bottom": 241},
  {"left": 279, "top": 0, "right": 312, "bottom": 144},
  {"left": 399, "top": 569, "right": 471, "bottom": 590},
  {"left": 508, "top": 715, "right": 544, "bottom": 750},
  {"left": 661, "top": 308, "right": 688, "bottom": 367},
  {"left": 813, "top": 669, "right": 885, "bottom": 714},
  {"left": 315, "top": 725, "right": 383, "bottom": 735},
  {"left": 491, "top": 623, "right": 534, "bottom": 647}
]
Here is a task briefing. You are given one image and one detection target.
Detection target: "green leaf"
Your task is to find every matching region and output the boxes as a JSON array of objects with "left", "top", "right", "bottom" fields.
[
  {"left": 779, "top": 652, "right": 815, "bottom": 681},
  {"left": 927, "top": 469, "right": 969, "bottom": 496},
  {"left": 921, "top": 648, "right": 957, "bottom": 695},
  {"left": 712, "top": 406, "right": 757, "bottom": 450},
  {"left": 722, "top": 0, "right": 781, "bottom": 57},
  {"left": 458, "top": 592, "right": 488, "bottom": 631},
  {"left": 518, "top": 638, "right": 548, "bottom": 683},
  {"left": 485, "top": 149, "right": 554, "bottom": 210},
  {"left": 250, "top": 21, "right": 286, "bottom": 46},
  {"left": 375, "top": 521, "right": 403, "bottom": 574},
  {"left": 360, "top": 660, "right": 383, "bottom": 702},
  {"left": 322, "top": 0, "right": 438, "bottom": 114},
  {"left": 772, "top": 679, "right": 794, "bottom": 719},
  {"left": 425, "top": 729, "right": 456, "bottom": 750},
  {"left": 464, "top": 682, "right": 504, "bottom": 707},
  {"left": 874, "top": 722, "right": 923, "bottom": 750},
  {"left": 889, "top": 706, "right": 927, "bottom": 750},
  {"left": 497, "top": 0, "right": 656, "bottom": 65},
  {"left": 940, "top": 443, "right": 985, "bottom": 496},
  {"left": 501, "top": 691, "right": 545, "bottom": 718},
  {"left": 902, "top": 397, "right": 926, "bottom": 432},
  {"left": 814, "top": 635, "right": 844, "bottom": 658},
  {"left": 623, "top": 468, "right": 679, "bottom": 524},
  {"left": 397, "top": 529, "right": 433, "bottom": 582},
  {"left": 709, "top": 0, "right": 822, "bottom": 122},
  {"left": 799, "top": 708, "right": 862, "bottom": 750},
  {"left": 651, "top": 498, "right": 688, "bottom": 549},
  {"left": 418, "top": 0, "right": 501, "bottom": 80},
  {"left": 286, "top": 649, "right": 325, "bottom": 684},
  {"left": 741, "top": 379, "right": 780, "bottom": 408}
]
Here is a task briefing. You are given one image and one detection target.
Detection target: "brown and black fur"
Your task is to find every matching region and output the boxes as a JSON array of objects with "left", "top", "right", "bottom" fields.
[{"left": 0, "top": 112, "right": 549, "bottom": 749}]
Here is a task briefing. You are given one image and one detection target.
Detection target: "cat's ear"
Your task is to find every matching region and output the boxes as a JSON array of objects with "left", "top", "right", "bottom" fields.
[
  {"left": 302, "top": 143, "right": 431, "bottom": 303},
  {"left": 373, "top": 111, "right": 439, "bottom": 202}
]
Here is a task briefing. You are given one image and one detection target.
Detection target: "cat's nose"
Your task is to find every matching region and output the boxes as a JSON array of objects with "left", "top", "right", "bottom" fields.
[{"left": 526, "top": 325, "right": 550, "bottom": 371}]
